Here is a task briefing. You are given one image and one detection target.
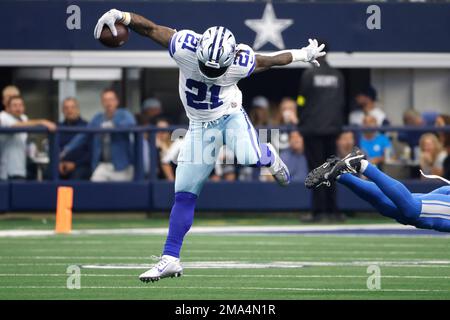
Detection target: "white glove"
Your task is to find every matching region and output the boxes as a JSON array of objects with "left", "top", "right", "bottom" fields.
[
  {"left": 94, "top": 9, "right": 130, "bottom": 39},
  {"left": 302, "top": 39, "right": 326, "bottom": 67},
  {"left": 290, "top": 39, "right": 326, "bottom": 67}
]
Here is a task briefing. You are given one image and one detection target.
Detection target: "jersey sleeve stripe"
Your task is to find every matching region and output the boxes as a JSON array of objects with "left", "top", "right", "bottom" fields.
[
  {"left": 169, "top": 33, "right": 177, "bottom": 58},
  {"left": 247, "top": 58, "right": 256, "bottom": 77}
]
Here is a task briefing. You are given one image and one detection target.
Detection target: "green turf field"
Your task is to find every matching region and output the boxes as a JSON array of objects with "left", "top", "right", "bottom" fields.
[{"left": 0, "top": 216, "right": 449, "bottom": 300}]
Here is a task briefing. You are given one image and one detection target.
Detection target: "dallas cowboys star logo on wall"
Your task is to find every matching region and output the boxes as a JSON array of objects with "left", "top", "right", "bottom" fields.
[{"left": 245, "top": 3, "right": 293, "bottom": 50}]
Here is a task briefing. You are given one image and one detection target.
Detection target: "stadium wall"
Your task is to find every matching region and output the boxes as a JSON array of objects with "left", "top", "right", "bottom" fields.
[
  {"left": 0, "top": 1, "right": 449, "bottom": 68},
  {"left": 0, "top": 180, "right": 445, "bottom": 213},
  {"left": 1, "top": 1, "right": 449, "bottom": 52}
]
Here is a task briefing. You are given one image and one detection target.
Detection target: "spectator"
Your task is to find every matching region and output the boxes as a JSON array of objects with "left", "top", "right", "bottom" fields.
[
  {"left": 359, "top": 115, "right": 393, "bottom": 167},
  {"left": 437, "top": 115, "right": 450, "bottom": 180},
  {"left": 336, "top": 131, "right": 356, "bottom": 159},
  {"left": 1, "top": 85, "right": 20, "bottom": 111},
  {"left": 156, "top": 117, "right": 182, "bottom": 181},
  {"left": 444, "top": 144, "right": 450, "bottom": 180},
  {"left": 275, "top": 97, "right": 299, "bottom": 151},
  {"left": 278, "top": 97, "right": 299, "bottom": 126},
  {"left": 58, "top": 97, "right": 91, "bottom": 180},
  {"left": 243, "top": 95, "right": 274, "bottom": 180},
  {"left": 280, "top": 131, "right": 308, "bottom": 182},
  {"left": 136, "top": 97, "right": 163, "bottom": 125},
  {"left": 419, "top": 133, "right": 447, "bottom": 177},
  {"left": 211, "top": 145, "right": 236, "bottom": 182},
  {"left": 0, "top": 96, "right": 55, "bottom": 180},
  {"left": 349, "top": 86, "right": 389, "bottom": 127},
  {"left": 435, "top": 114, "right": 450, "bottom": 148},
  {"left": 61, "top": 89, "right": 136, "bottom": 182},
  {"left": 398, "top": 109, "right": 425, "bottom": 156},
  {"left": 249, "top": 96, "right": 270, "bottom": 126},
  {"left": 298, "top": 42, "right": 345, "bottom": 221}
]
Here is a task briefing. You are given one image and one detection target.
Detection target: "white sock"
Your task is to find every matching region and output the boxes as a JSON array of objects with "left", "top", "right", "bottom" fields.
[
  {"left": 162, "top": 255, "right": 179, "bottom": 261},
  {"left": 360, "top": 159, "right": 369, "bottom": 173}
]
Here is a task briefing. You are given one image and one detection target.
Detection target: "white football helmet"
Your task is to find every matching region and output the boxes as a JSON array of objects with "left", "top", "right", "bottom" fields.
[{"left": 196, "top": 26, "right": 236, "bottom": 79}]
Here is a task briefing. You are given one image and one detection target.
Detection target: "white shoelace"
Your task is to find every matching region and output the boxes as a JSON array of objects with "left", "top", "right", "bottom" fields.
[{"left": 150, "top": 255, "right": 169, "bottom": 269}]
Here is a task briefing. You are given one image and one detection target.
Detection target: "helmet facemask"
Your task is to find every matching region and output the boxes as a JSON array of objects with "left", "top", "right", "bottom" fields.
[{"left": 198, "top": 60, "right": 229, "bottom": 79}]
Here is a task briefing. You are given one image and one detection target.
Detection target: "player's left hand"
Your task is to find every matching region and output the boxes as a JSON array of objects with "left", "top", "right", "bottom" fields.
[
  {"left": 303, "top": 39, "right": 326, "bottom": 67},
  {"left": 94, "top": 9, "right": 124, "bottom": 39}
]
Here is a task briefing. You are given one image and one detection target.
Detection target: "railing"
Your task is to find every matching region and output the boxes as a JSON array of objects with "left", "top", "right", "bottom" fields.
[{"left": 0, "top": 125, "right": 449, "bottom": 182}]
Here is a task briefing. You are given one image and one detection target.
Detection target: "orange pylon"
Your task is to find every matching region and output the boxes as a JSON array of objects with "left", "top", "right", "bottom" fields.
[{"left": 55, "top": 186, "right": 73, "bottom": 234}]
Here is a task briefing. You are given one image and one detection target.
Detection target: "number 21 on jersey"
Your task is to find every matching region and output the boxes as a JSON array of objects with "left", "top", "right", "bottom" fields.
[{"left": 185, "top": 79, "right": 223, "bottom": 110}]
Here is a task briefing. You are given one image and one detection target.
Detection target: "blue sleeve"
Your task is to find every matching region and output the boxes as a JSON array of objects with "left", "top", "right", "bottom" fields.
[
  {"left": 114, "top": 110, "right": 136, "bottom": 127},
  {"left": 63, "top": 132, "right": 88, "bottom": 155},
  {"left": 63, "top": 115, "right": 98, "bottom": 154}
]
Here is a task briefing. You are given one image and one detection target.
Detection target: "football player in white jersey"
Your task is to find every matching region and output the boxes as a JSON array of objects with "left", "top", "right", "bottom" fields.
[{"left": 95, "top": 9, "right": 326, "bottom": 282}]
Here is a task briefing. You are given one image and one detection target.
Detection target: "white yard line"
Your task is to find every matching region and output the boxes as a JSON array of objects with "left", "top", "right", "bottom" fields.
[
  {"left": 0, "top": 273, "right": 449, "bottom": 279},
  {"left": 0, "top": 248, "right": 442, "bottom": 255},
  {"left": 0, "top": 224, "right": 445, "bottom": 238},
  {"left": 2, "top": 256, "right": 450, "bottom": 264},
  {"left": 0, "top": 239, "right": 447, "bottom": 247},
  {"left": 2, "top": 256, "right": 450, "bottom": 263},
  {"left": 1, "top": 262, "right": 450, "bottom": 268},
  {"left": 0, "top": 285, "right": 447, "bottom": 293},
  {"left": 75, "top": 260, "right": 450, "bottom": 269}
]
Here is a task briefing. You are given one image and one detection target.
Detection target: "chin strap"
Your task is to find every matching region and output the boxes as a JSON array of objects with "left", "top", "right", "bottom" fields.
[{"left": 419, "top": 170, "right": 450, "bottom": 185}]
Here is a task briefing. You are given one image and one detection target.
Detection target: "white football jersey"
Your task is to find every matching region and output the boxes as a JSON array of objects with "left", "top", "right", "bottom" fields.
[{"left": 169, "top": 29, "right": 256, "bottom": 122}]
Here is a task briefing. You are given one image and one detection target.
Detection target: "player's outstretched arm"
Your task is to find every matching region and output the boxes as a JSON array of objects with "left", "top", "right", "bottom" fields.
[
  {"left": 94, "top": 9, "right": 176, "bottom": 48},
  {"left": 254, "top": 39, "right": 326, "bottom": 73}
]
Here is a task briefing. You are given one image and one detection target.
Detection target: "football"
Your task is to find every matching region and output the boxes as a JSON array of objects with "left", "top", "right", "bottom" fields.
[{"left": 99, "top": 23, "right": 129, "bottom": 48}]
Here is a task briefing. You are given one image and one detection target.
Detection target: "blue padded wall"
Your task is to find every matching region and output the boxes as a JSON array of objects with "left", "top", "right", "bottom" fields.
[{"left": 9, "top": 182, "right": 150, "bottom": 212}]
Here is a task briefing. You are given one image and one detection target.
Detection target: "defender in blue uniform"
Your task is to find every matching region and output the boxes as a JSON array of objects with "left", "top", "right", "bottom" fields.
[{"left": 306, "top": 147, "right": 450, "bottom": 232}]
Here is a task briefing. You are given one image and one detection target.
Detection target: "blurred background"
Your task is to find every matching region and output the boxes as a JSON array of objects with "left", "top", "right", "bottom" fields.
[{"left": 0, "top": 0, "right": 449, "bottom": 222}]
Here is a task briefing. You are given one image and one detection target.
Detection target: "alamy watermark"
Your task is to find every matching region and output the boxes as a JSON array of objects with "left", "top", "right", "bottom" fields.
[
  {"left": 169, "top": 127, "right": 281, "bottom": 176},
  {"left": 366, "top": 5, "right": 381, "bottom": 30},
  {"left": 66, "top": 265, "right": 81, "bottom": 289},
  {"left": 66, "top": 5, "right": 81, "bottom": 30},
  {"left": 366, "top": 265, "right": 381, "bottom": 290}
]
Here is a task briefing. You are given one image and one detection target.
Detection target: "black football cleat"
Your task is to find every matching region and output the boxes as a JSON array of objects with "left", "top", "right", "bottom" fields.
[
  {"left": 325, "top": 147, "right": 366, "bottom": 182},
  {"left": 305, "top": 156, "right": 340, "bottom": 189}
]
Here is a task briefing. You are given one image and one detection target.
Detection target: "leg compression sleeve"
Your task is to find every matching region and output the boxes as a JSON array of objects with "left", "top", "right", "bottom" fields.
[
  {"left": 338, "top": 174, "right": 400, "bottom": 219},
  {"left": 162, "top": 192, "right": 197, "bottom": 258},
  {"left": 363, "top": 163, "right": 421, "bottom": 220}
]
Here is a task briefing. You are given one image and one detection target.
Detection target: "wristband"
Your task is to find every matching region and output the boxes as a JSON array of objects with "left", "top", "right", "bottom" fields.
[
  {"left": 120, "top": 12, "right": 131, "bottom": 25},
  {"left": 265, "top": 49, "right": 307, "bottom": 63},
  {"left": 289, "top": 49, "right": 308, "bottom": 62}
]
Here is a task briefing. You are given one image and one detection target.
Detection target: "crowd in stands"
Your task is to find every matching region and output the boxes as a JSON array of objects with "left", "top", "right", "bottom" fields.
[{"left": 0, "top": 84, "right": 449, "bottom": 184}]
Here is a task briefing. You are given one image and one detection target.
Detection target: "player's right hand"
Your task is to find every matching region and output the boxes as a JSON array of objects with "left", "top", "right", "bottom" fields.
[{"left": 94, "top": 9, "right": 124, "bottom": 39}]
